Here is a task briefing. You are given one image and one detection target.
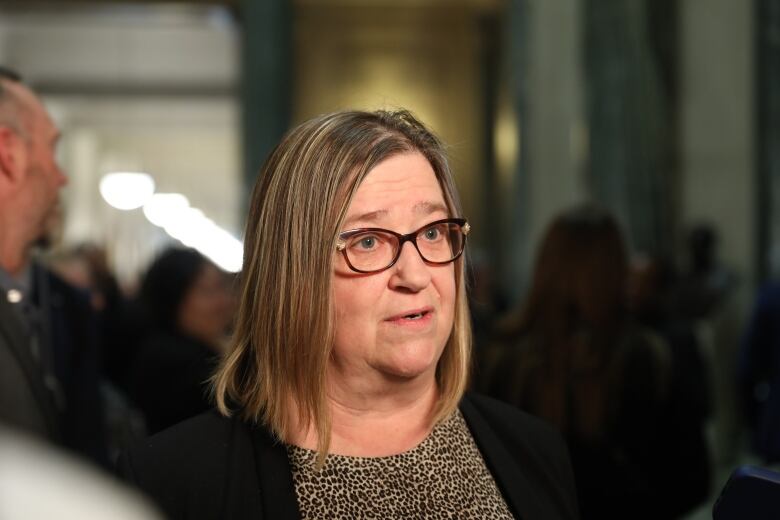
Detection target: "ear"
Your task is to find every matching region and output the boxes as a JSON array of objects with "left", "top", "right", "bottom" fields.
[{"left": 0, "top": 126, "right": 28, "bottom": 186}]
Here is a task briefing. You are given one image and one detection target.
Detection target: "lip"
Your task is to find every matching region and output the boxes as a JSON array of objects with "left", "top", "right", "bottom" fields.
[
  {"left": 384, "top": 307, "right": 435, "bottom": 327},
  {"left": 385, "top": 306, "right": 434, "bottom": 321}
]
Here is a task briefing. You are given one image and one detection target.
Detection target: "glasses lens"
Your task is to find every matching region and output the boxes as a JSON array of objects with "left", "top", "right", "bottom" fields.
[
  {"left": 343, "top": 230, "right": 397, "bottom": 272},
  {"left": 416, "top": 221, "right": 464, "bottom": 262}
]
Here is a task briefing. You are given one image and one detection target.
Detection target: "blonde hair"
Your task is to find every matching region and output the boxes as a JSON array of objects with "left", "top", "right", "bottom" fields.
[{"left": 213, "top": 109, "right": 471, "bottom": 460}]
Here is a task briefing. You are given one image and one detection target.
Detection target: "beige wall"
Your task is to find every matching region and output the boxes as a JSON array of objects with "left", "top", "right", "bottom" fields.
[
  {"left": 50, "top": 96, "right": 241, "bottom": 285},
  {"left": 293, "top": 3, "right": 488, "bottom": 245},
  {"left": 0, "top": 4, "right": 241, "bottom": 285}
]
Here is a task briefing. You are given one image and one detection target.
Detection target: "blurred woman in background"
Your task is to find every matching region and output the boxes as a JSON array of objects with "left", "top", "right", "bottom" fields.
[
  {"left": 487, "top": 205, "right": 709, "bottom": 519},
  {"left": 128, "top": 247, "right": 233, "bottom": 434}
]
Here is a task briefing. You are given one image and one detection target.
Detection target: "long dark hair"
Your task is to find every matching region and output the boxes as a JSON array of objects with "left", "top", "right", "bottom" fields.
[{"left": 510, "top": 205, "right": 630, "bottom": 438}]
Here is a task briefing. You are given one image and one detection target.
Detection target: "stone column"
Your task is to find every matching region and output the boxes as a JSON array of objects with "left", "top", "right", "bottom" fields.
[
  {"left": 583, "top": 0, "right": 677, "bottom": 256},
  {"left": 240, "top": 0, "right": 292, "bottom": 210}
]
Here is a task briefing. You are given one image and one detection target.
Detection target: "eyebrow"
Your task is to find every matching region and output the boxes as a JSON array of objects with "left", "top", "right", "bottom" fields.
[
  {"left": 342, "top": 201, "right": 449, "bottom": 229},
  {"left": 342, "top": 210, "right": 389, "bottom": 229},
  {"left": 413, "top": 201, "right": 448, "bottom": 216}
]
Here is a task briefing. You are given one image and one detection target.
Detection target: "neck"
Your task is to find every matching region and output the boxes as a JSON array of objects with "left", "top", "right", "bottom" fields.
[
  {"left": 292, "top": 371, "right": 440, "bottom": 457},
  {"left": 0, "top": 225, "right": 30, "bottom": 278}
]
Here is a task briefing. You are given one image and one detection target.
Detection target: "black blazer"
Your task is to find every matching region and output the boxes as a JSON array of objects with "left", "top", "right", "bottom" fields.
[
  {"left": 119, "top": 393, "right": 579, "bottom": 520},
  {"left": 38, "top": 268, "right": 107, "bottom": 465},
  {"left": 0, "top": 291, "right": 61, "bottom": 440}
]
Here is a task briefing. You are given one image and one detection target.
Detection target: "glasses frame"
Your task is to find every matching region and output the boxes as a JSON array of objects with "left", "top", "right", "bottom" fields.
[{"left": 335, "top": 217, "right": 470, "bottom": 274}]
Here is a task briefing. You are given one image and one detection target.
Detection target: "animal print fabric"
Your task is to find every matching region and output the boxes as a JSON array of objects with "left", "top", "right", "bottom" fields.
[{"left": 286, "top": 410, "right": 514, "bottom": 519}]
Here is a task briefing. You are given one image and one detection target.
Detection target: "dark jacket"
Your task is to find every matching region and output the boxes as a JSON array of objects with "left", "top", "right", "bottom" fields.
[
  {"left": 119, "top": 393, "right": 579, "bottom": 520},
  {"left": 38, "top": 267, "right": 107, "bottom": 465},
  {"left": 0, "top": 266, "right": 106, "bottom": 466},
  {"left": 0, "top": 290, "right": 61, "bottom": 440}
]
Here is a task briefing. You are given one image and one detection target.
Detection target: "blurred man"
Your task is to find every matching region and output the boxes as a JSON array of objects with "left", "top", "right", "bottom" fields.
[{"left": 0, "top": 67, "right": 106, "bottom": 464}]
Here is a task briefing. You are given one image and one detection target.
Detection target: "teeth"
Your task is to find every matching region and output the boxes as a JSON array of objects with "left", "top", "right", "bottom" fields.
[{"left": 405, "top": 313, "right": 423, "bottom": 320}]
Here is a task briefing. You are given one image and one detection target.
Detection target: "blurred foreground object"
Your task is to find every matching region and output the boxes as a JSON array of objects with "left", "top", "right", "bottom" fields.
[
  {"left": 713, "top": 465, "right": 780, "bottom": 520},
  {"left": 0, "top": 425, "right": 161, "bottom": 519}
]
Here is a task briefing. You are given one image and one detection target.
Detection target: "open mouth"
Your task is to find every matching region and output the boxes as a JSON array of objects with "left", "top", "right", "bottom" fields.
[{"left": 390, "top": 308, "right": 432, "bottom": 322}]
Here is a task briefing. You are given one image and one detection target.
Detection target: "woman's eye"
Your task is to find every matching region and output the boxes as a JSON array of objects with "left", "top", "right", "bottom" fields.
[
  {"left": 423, "top": 227, "right": 441, "bottom": 241},
  {"left": 351, "top": 235, "right": 379, "bottom": 250}
]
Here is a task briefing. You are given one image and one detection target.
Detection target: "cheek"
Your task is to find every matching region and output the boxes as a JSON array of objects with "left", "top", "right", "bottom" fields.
[
  {"left": 183, "top": 295, "right": 213, "bottom": 324},
  {"left": 332, "top": 280, "right": 366, "bottom": 333},
  {"left": 331, "top": 276, "right": 382, "bottom": 349},
  {"left": 435, "top": 268, "right": 457, "bottom": 319}
]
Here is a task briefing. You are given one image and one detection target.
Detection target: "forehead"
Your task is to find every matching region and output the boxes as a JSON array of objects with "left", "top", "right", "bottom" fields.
[
  {"left": 347, "top": 152, "right": 447, "bottom": 214},
  {"left": 6, "top": 81, "right": 56, "bottom": 134}
]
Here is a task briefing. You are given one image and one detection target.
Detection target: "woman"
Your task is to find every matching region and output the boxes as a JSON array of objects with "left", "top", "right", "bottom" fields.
[
  {"left": 119, "top": 110, "right": 578, "bottom": 519},
  {"left": 128, "top": 248, "right": 233, "bottom": 434},
  {"left": 486, "top": 206, "right": 709, "bottom": 519}
]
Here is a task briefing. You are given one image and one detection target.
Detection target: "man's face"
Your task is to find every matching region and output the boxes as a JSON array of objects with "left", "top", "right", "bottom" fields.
[{"left": 12, "top": 84, "right": 67, "bottom": 243}]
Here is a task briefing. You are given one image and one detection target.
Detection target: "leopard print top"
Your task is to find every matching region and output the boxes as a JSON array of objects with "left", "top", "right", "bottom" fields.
[{"left": 286, "top": 410, "right": 514, "bottom": 519}]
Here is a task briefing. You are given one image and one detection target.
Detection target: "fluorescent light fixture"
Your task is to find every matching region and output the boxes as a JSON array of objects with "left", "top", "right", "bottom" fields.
[
  {"left": 142, "top": 193, "right": 190, "bottom": 227},
  {"left": 141, "top": 192, "right": 243, "bottom": 272},
  {"left": 99, "top": 172, "right": 155, "bottom": 211}
]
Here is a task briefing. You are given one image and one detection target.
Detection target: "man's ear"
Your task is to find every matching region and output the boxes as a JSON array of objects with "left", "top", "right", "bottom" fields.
[{"left": 0, "top": 126, "right": 27, "bottom": 186}]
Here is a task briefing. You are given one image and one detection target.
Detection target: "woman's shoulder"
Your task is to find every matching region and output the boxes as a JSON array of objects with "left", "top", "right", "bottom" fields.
[
  {"left": 126, "top": 410, "right": 237, "bottom": 457},
  {"left": 117, "top": 410, "right": 261, "bottom": 519},
  {"left": 460, "top": 393, "right": 580, "bottom": 519},
  {"left": 463, "top": 392, "right": 556, "bottom": 432},
  {"left": 461, "top": 392, "right": 566, "bottom": 457},
  {"left": 119, "top": 410, "right": 242, "bottom": 486}
]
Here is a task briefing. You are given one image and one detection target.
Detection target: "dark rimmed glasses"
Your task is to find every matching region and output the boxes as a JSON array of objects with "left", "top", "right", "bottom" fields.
[{"left": 336, "top": 218, "right": 471, "bottom": 274}]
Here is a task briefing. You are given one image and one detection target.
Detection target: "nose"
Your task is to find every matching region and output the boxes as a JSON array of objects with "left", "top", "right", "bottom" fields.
[{"left": 388, "top": 241, "right": 431, "bottom": 292}]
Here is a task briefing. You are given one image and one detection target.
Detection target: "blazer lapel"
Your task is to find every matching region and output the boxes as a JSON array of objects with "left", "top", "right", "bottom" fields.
[
  {"left": 0, "top": 296, "right": 60, "bottom": 438},
  {"left": 251, "top": 423, "right": 301, "bottom": 520},
  {"left": 460, "top": 395, "right": 546, "bottom": 520}
]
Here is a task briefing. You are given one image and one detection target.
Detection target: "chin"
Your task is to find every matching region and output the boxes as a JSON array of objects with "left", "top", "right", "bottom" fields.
[{"left": 380, "top": 344, "right": 443, "bottom": 380}]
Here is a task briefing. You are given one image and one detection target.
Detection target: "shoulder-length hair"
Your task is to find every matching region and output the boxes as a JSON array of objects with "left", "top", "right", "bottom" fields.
[{"left": 213, "top": 110, "right": 471, "bottom": 458}]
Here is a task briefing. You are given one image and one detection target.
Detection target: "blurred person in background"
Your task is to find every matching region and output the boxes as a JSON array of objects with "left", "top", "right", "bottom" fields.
[
  {"left": 127, "top": 247, "right": 233, "bottom": 434},
  {"left": 628, "top": 252, "right": 712, "bottom": 426},
  {"left": 676, "top": 224, "right": 741, "bottom": 467},
  {"left": 628, "top": 253, "right": 712, "bottom": 502},
  {"left": 675, "top": 225, "right": 736, "bottom": 322},
  {"left": 118, "top": 110, "right": 579, "bottom": 520},
  {"left": 48, "top": 242, "right": 136, "bottom": 390},
  {"left": 486, "top": 205, "right": 709, "bottom": 519},
  {"left": 0, "top": 66, "right": 107, "bottom": 466}
]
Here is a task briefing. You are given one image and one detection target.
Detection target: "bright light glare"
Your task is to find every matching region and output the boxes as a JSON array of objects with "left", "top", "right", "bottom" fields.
[
  {"left": 99, "top": 172, "right": 155, "bottom": 210},
  {"left": 142, "top": 193, "right": 190, "bottom": 227},
  {"left": 142, "top": 192, "right": 243, "bottom": 272}
]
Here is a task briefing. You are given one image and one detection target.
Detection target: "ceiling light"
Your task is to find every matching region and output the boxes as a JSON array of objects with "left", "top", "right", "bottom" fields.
[{"left": 99, "top": 172, "right": 155, "bottom": 210}]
